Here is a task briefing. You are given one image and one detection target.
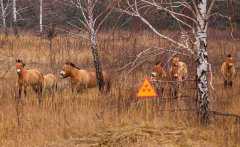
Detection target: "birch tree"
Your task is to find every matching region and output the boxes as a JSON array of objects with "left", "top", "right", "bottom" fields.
[
  {"left": 119, "top": 0, "right": 223, "bottom": 124},
  {"left": 12, "top": 0, "right": 18, "bottom": 36},
  {"left": 39, "top": 0, "right": 43, "bottom": 33},
  {"left": 0, "top": 0, "right": 10, "bottom": 35},
  {"left": 69, "top": 0, "right": 116, "bottom": 91},
  {"left": 12, "top": 0, "right": 16, "bottom": 22}
]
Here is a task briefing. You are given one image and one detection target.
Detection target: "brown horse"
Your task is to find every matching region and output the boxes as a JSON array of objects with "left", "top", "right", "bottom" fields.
[
  {"left": 169, "top": 56, "right": 188, "bottom": 98},
  {"left": 150, "top": 62, "right": 167, "bottom": 97},
  {"left": 15, "top": 59, "right": 44, "bottom": 104},
  {"left": 169, "top": 56, "right": 188, "bottom": 81},
  {"left": 151, "top": 62, "right": 167, "bottom": 80},
  {"left": 221, "top": 54, "right": 236, "bottom": 87},
  {"left": 43, "top": 73, "right": 58, "bottom": 93},
  {"left": 60, "top": 62, "right": 111, "bottom": 92}
]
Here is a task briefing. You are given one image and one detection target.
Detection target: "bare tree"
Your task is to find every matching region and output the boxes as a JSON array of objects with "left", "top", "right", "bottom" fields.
[
  {"left": 12, "top": 0, "right": 30, "bottom": 36},
  {"left": 119, "top": 0, "right": 222, "bottom": 124},
  {"left": 0, "top": 0, "right": 10, "bottom": 36},
  {"left": 47, "top": 23, "right": 56, "bottom": 70},
  {"left": 12, "top": 0, "right": 16, "bottom": 23},
  {"left": 39, "top": 0, "right": 43, "bottom": 33},
  {"left": 68, "top": 0, "right": 116, "bottom": 91},
  {"left": 12, "top": 0, "right": 19, "bottom": 36}
]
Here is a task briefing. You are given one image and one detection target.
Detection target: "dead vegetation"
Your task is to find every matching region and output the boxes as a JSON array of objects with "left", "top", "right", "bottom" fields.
[{"left": 0, "top": 29, "right": 240, "bottom": 147}]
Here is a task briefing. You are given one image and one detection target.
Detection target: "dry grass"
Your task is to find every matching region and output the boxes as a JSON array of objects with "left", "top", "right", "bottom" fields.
[{"left": 0, "top": 30, "right": 240, "bottom": 147}]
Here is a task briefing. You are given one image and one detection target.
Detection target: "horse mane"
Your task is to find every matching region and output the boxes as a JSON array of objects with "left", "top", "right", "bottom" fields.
[
  {"left": 155, "top": 60, "right": 162, "bottom": 66},
  {"left": 65, "top": 62, "right": 81, "bottom": 70}
]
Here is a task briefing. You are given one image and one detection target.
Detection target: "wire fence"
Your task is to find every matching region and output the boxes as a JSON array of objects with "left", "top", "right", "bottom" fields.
[{"left": 131, "top": 78, "right": 240, "bottom": 124}]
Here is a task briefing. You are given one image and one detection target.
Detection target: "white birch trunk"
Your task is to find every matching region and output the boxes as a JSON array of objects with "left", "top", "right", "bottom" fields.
[
  {"left": 13, "top": 0, "right": 18, "bottom": 36},
  {"left": 39, "top": 0, "right": 43, "bottom": 33},
  {"left": 0, "top": 0, "right": 6, "bottom": 28},
  {"left": 13, "top": 0, "right": 16, "bottom": 23},
  {"left": 87, "top": 0, "right": 105, "bottom": 91},
  {"left": 196, "top": 0, "right": 209, "bottom": 124}
]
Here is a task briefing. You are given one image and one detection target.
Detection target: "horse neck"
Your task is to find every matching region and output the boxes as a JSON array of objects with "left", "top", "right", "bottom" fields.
[
  {"left": 18, "top": 68, "right": 28, "bottom": 78},
  {"left": 69, "top": 67, "right": 81, "bottom": 78},
  {"left": 226, "top": 64, "right": 233, "bottom": 71}
]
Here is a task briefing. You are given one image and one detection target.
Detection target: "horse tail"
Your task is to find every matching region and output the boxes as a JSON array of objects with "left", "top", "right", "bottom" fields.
[{"left": 55, "top": 82, "right": 58, "bottom": 91}]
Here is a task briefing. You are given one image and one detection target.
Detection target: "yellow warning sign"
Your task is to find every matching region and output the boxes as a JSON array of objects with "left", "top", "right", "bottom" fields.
[{"left": 137, "top": 78, "right": 157, "bottom": 97}]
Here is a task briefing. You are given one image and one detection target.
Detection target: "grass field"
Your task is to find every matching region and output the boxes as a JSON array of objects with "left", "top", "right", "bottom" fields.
[{"left": 0, "top": 29, "right": 240, "bottom": 147}]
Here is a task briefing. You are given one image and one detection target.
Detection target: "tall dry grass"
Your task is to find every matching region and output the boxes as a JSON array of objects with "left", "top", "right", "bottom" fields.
[{"left": 0, "top": 30, "right": 240, "bottom": 146}]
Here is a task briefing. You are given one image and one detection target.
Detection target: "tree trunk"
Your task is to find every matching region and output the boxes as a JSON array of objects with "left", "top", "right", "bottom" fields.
[
  {"left": 13, "top": 0, "right": 17, "bottom": 22},
  {"left": 0, "top": 0, "right": 7, "bottom": 36},
  {"left": 39, "top": 0, "right": 43, "bottom": 33},
  {"left": 88, "top": 1, "right": 105, "bottom": 91},
  {"left": 13, "top": 0, "right": 18, "bottom": 36},
  {"left": 0, "top": 0, "right": 5, "bottom": 27},
  {"left": 196, "top": 0, "right": 209, "bottom": 125},
  {"left": 90, "top": 33, "right": 105, "bottom": 91}
]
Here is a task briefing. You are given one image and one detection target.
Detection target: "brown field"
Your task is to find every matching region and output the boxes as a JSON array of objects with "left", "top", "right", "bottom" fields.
[{"left": 0, "top": 29, "right": 240, "bottom": 147}]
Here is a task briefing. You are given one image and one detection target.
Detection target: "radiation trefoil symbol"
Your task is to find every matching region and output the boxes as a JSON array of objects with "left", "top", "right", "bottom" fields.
[{"left": 137, "top": 78, "right": 157, "bottom": 98}]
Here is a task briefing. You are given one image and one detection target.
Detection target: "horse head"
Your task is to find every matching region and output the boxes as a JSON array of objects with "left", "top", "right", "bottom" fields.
[
  {"left": 60, "top": 62, "right": 80, "bottom": 78},
  {"left": 15, "top": 59, "right": 25, "bottom": 74},
  {"left": 171, "top": 56, "right": 180, "bottom": 67},
  {"left": 151, "top": 62, "right": 166, "bottom": 80},
  {"left": 225, "top": 54, "right": 235, "bottom": 70}
]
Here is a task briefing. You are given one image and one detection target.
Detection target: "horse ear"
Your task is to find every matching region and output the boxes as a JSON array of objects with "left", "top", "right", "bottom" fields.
[
  {"left": 70, "top": 63, "right": 75, "bottom": 67},
  {"left": 155, "top": 61, "right": 161, "bottom": 65},
  {"left": 65, "top": 61, "right": 71, "bottom": 65},
  {"left": 16, "top": 59, "right": 22, "bottom": 63}
]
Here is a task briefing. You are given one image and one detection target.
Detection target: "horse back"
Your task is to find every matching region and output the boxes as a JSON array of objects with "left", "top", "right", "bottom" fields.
[
  {"left": 43, "top": 74, "right": 58, "bottom": 88},
  {"left": 86, "top": 70, "right": 111, "bottom": 87},
  {"left": 25, "top": 69, "right": 44, "bottom": 85}
]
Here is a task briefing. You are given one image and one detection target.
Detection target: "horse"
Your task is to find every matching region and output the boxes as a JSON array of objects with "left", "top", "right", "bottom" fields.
[
  {"left": 151, "top": 61, "right": 167, "bottom": 80},
  {"left": 169, "top": 56, "right": 188, "bottom": 81},
  {"left": 15, "top": 59, "right": 44, "bottom": 104},
  {"left": 169, "top": 56, "right": 188, "bottom": 98},
  {"left": 150, "top": 62, "right": 167, "bottom": 97},
  {"left": 59, "top": 62, "right": 111, "bottom": 93},
  {"left": 221, "top": 54, "right": 236, "bottom": 87},
  {"left": 43, "top": 73, "right": 58, "bottom": 94}
]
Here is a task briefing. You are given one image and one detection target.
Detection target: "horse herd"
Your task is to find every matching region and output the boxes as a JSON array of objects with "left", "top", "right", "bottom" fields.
[
  {"left": 15, "top": 59, "right": 111, "bottom": 104},
  {"left": 15, "top": 54, "right": 236, "bottom": 104},
  {"left": 151, "top": 54, "right": 236, "bottom": 97}
]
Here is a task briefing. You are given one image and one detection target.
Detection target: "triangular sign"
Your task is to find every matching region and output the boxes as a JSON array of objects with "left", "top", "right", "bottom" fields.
[{"left": 137, "top": 78, "right": 157, "bottom": 97}]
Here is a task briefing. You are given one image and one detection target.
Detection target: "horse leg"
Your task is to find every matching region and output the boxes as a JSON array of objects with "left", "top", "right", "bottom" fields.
[
  {"left": 103, "top": 80, "right": 111, "bottom": 93},
  {"left": 71, "top": 86, "right": 75, "bottom": 93},
  {"left": 104, "top": 81, "right": 109, "bottom": 93},
  {"left": 33, "top": 84, "right": 43, "bottom": 105},
  {"left": 24, "top": 86, "right": 27, "bottom": 97},
  {"left": 71, "top": 83, "right": 77, "bottom": 94},
  {"left": 77, "top": 85, "right": 85, "bottom": 93},
  {"left": 72, "top": 85, "right": 78, "bottom": 93},
  {"left": 54, "top": 83, "right": 58, "bottom": 92},
  {"left": 224, "top": 80, "right": 228, "bottom": 88},
  {"left": 170, "top": 85, "right": 175, "bottom": 98},
  {"left": 18, "top": 85, "right": 22, "bottom": 100},
  {"left": 229, "top": 80, "right": 233, "bottom": 87},
  {"left": 172, "top": 83, "right": 177, "bottom": 99},
  {"left": 38, "top": 85, "right": 43, "bottom": 105},
  {"left": 51, "top": 84, "right": 58, "bottom": 103}
]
